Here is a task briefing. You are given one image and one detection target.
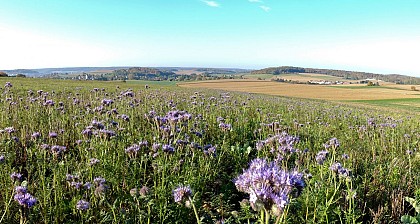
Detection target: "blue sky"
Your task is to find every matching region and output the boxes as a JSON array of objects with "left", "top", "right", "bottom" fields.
[{"left": 1, "top": 0, "right": 420, "bottom": 76}]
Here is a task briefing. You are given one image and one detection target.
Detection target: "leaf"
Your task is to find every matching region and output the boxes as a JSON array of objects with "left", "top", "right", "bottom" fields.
[
  {"left": 405, "top": 197, "right": 420, "bottom": 214},
  {"left": 21, "top": 180, "right": 28, "bottom": 187},
  {"left": 401, "top": 215, "right": 419, "bottom": 224}
]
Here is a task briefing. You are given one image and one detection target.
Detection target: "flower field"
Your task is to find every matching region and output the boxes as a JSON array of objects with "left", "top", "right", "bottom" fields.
[{"left": 0, "top": 78, "right": 419, "bottom": 223}]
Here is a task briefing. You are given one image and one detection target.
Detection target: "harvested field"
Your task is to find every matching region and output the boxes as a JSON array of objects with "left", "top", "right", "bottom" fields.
[{"left": 180, "top": 80, "right": 420, "bottom": 101}]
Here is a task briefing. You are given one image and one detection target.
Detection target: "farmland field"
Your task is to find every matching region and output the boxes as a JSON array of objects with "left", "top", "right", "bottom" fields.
[
  {"left": 0, "top": 78, "right": 419, "bottom": 223},
  {"left": 180, "top": 80, "right": 420, "bottom": 111}
]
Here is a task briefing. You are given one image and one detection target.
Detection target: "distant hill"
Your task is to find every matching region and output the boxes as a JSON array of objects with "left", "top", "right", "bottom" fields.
[
  {"left": 252, "top": 66, "right": 420, "bottom": 84},
  {"left": 2, "top": 67, "right": 130, "bottom": 77},
  {"left": 112, "top": 67, "right": 177, "bottom": 80},
  {"left": 1, "top": 66, "right": 249, "bottom": 77}
]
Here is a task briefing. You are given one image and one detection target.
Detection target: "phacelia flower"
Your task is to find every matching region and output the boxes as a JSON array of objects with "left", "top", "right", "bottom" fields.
[
  {"left": 219, "top": 122, "right": 232, "bottom": 131},
  {"left": 324, "top": 138, "right": 340, "bottom": 149},
  {"left": 89, "top": 158, "right": 100, "bottom": 166},
  {"left": 76, "top": 200, "right": 90, "bottom": 211},
  {"left": 10, "top": 172, "right": 22, "bottom": 181},
  {"left": 173, "top": 185, "right": 192, "bottom": 203},
  {"left": 4, "top": 82, "right": 13, "bottom": 88},
  {"left": 316, "top": 150, "right": 329, "bottom": 165},
  {"left": 329, "top": 162, "right": 351, "bottom": 178},
  {"left": 4, "top": 127, "right": 15, "bottom": 134},
  {"left": 49, "top": 132, "right": 58, "bottom": 138},
  {"left": 14, "top": 186, "right": 37, "bottom": 208},
  {"left": 163, "top": 144, "right": 175, "bottom": 153},
  {"left": 234, "top": 158, "right": 305, "bottom": 215},
  {"left": 31, "top": 132, "right": 41, "bottom": 139}
]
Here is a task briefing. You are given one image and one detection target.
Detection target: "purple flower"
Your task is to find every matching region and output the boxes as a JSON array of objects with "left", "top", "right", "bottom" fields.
[
  {"left": 91, "top": 120, "right": 105, "bottom": 129},
  {"left": 101, "top": 99, "right": 114, "bottom": 106},
  {"left": 125, "top": 144, "right": 140, "bottom": 155},
  {"left": 83, "top": 182, "right": 92, "bottom": 190},
  {"left": 49, "top": 132, "right": 58, "bottom": 138},
  {"left": 120, "top": 114, "right": 129, "bottom": 122},
  {"left": 162, "top": 144, "right": 175, "bottom": 153},
  {"left": 94, "top": 177, "right": 106, "bottom": 186},
  {"left": 173, "top": 185, "right": 192, "bottom": 203},
  {"left": 330, "top": 162, "right": 351, "bottom": 178},
  {"left": 89, "top": 158, "right": 100, "bottom": 166},
  {"left": 329, "top": 162, "right": 343, "bottom": 172},
  {"left": 14, "top": 186, "right": 36, "bottom": 208},
  {"left": 4, "top": 82, "right": 13, "bottom": 88},
  {"left": 152, "top": 143, "right": 161, "bottom": 151},
  {"left": 98, "top": 129, "right": 116, "bottom": 139},
  {"left": 219, "top": 122, "right": 232, "bottom": 131},
  {"left": 51, "top": 145, "right": 66, "bottom": 155},
  {"left": 4, "top": 127, "right": 15, "bottom": 134},
  {"left": 324, "top": 138, "right": 340, "bottom": 149},
  {"left": 12, "top": 136, "right": 19, "bottom": 143},
  {"left": 76, "top": 200, "right": 90, "bottom": 211},
  {"left": 31, "top": 132, "right": 41, "bottom": 139},
  {"left": 82, "top": 128, "right": 93, "bottom": 137},
  {"left": 204, "top": 145, "right": 217, "bottom": 157},
  {"left": 0, "top": 155, "right": 5, "bottom": 163},
  {"left": 40, "top": 144, "right": 50, "bottom": 150},
  {"left": 43, "top": 100, "right": 55, "bottom": 106},
  {"left": 234, "top": 158, "right": 305, "bottom": 213},
  {"left": 316, "top": 150, "right": 329, "bottom": 165},
  {"left": 342, "top": 153, "right": 350, "bottom": 160},
  {"left": 71, "top": 182, "right": 83, "bottom": 189},
  {"left": 15, "top": 186, "right": 27, "bottom": 194},
  {"left": 66, "top": 174, "right": 79, "bottom": 181},
  {"left": 165, "top": 110, "right": 192, "bottom": 124},
  {"left": 122, "top": 91, "right": 134, "bottom": 97},
  {"left": 10, "top": 172, "right": 22, "bottom": 181}
]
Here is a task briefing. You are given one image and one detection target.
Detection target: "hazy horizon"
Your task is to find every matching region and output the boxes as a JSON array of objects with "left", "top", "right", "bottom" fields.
[{"left": 1, "top": 1, "right": 420, "bottom": 77}]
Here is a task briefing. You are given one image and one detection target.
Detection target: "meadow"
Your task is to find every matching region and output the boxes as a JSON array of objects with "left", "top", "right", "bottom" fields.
[{"left": 0, "top": 78, "right": 419, "bottom": 223}]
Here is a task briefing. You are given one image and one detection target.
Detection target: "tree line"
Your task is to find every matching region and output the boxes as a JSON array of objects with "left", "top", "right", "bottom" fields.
[{"left": 252, "top": 66, "right": 420, "bottom": 84}]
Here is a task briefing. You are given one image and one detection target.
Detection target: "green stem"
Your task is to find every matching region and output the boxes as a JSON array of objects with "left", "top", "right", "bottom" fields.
[
  {"left": 0, "top": 190, "right": 14, "bottom": 223},
  {"left": 265, "top": 209, "right": 270, "bottom": 224},
  {"left": 189, "top": 197, "right": 201, "bottom": 224}
]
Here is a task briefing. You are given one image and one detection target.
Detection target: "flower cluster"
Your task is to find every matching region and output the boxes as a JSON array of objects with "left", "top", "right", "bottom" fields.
[
  {"left": 165, "top": 110, "right": 192, "bottom": 124},
  {"left": 14, "top": 186, "right": 37, "bottom": 208},
  {"left": 10, "top": 172, "right": 22, "bottom": 182},
  {"left": 323, "top": 137, "right": 340, "bottom": 149},
  {"left": 66, "top": 174, "right": 92, "bottom": 190},
  {"left": 218, "top": 122, "right": 232, "bottom": 131},
  {"left": 329, "top": 162, "right": 351, "bottom": 178},
  {"left": 4, "top": 82, "right": 13, "bottom": 88},
  {"left": 173, "top": 185, "right": 193, "bottom": 203},
  {"left": 256, "top": 132, "right": 300, "bottom": 155},
  {"left": 76, "top": 200, "right": 90, "bottom": 211},
  {"left": 234, "top": 158, "right": 305, "bottom": 215},
  {"left": 316, "top": 150, "right": 329, "bottom": 165}
]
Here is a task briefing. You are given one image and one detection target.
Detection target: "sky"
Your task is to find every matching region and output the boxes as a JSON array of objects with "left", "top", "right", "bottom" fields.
[{"left": 1, "top": 0, "right": 420, "bottom": 76}]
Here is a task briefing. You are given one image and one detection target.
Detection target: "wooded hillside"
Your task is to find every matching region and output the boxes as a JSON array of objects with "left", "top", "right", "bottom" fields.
[{"left": 252, "top": 66, "right": 420, "bottom": 84}]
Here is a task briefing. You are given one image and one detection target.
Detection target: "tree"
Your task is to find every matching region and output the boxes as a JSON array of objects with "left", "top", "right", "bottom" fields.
[
  {"left": 16, "top": 74, "right": 26, "bottom": 78},
  {"left": 0, "top": 71, "right": 8, "bottom": 77}
]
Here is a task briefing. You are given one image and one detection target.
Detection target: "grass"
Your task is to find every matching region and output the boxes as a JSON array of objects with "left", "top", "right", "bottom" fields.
[
  {"left": 0, "top": 77, "right": 419, "bottom": 223},
  {"left": 350, "top": 98, "right": 420, "bottom": 112}
]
